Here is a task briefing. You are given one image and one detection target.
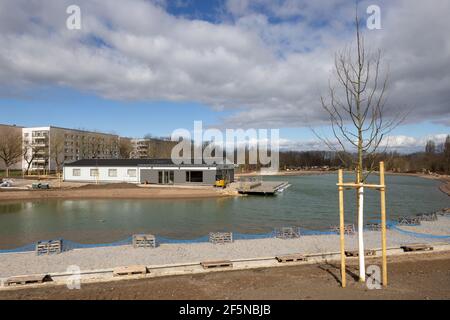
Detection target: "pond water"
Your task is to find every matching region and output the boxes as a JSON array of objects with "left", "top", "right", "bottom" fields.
[{"left": 0, "top": 174, "right": 448, "bottom": 248}]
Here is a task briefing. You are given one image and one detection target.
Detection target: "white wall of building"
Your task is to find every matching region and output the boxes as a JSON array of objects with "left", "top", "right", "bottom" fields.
[{"left": 63, "top": 166, "right": 139, "bottom": 183}]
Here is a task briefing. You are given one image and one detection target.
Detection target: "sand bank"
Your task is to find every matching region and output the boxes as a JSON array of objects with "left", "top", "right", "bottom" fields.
[{"left": 0, "top": 183, "right": 227, "bottom": 201}]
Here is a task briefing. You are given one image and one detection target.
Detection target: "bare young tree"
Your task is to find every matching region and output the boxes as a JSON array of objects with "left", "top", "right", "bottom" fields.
[
  {"left": 23, "top": 141, "right": 39, "bottom": 175},
  {"left": 50, "top": 131, "right": 66, "bottom": 173},
  {"left": 314, "top": 9, "right": 406, "bottom": 281},
  {"left": 316, "top": 12, "right": 405, "bottom": 179},
  {"left": 0, "top": 126, "right": 22, "bottom": 177}
]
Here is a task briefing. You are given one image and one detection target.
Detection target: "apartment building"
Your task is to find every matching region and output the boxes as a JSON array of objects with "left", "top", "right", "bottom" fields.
[
  {"left": 22, "top": 126, "right": 119, "bottom": 172},
  {"left": 2, "top": 123, "right": 180, "bottom": 173},
  {"left": 130, "top": 138, "right": 178, "bottom": 159}
]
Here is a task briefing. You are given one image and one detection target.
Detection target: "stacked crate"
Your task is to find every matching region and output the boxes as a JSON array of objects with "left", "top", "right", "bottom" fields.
[
  {"left": 209, "top": 232, "right": 233, "bottom": 244},
  {"left": 330, "top": 224, "right": 356, "bottom": 235},
  {"left": 132, "top": 234, "right": 156, "bottom": 248},
  {"left": 275, "top": 227, "right": 301, "bottom": 239},
  {"left": 416, "top": 213, "right": 438, "bottom": 221},
  {"left": 36, "top": 239, "right": 62, "bottom": 255},
  {"left": 397, "top": 216, "right": 421, "bottom": 225}
]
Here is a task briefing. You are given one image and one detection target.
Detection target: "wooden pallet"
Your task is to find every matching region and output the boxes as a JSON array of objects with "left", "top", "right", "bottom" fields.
[
  {"left": 345, "top": 249, "right": 377, "bottom": 257},
  {"left": 276, "top": 254, "right": 307, "bottom": 263},
  {"left": 275, "top": 227, "right": 300, "bottom": 239},
  {"left": 36, "top": 239, "right": 62, "bottom": 255},
  {"left": 200, "top": 260, "right": 233, "bottom": 269},
  {"left": 132, "top": 234, "right": 156, "bottom": 248},
  {"left": 113, "top": 265, "right": 148, "bottom": 277},
  {"left": 6, "top": 274, "right": 51, "bottom": 286},
  {"left": 209, "top": 232, "right": 233, "bottom": 244},
  {"left": 401, "top": 244, "right": 434, "bottom": 252}
]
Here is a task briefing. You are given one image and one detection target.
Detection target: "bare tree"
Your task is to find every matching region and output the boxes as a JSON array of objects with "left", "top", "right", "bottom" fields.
[
  {"left": 425, "top": 140, "right": 436, "bottom": 154},
  {"left": 50, "top": 131, "right": 66, "bottom": 173},
  {"left": 23, "top": 141, "right": 39, "bottom": 175},
  {"left": 316, "top": 11, "right": 405, "bottom": 177},
  {"left": 314, "top": 8, "right": 406, "bottom": 281},
  {"left": 0, "top": 126, "right": 22, "bottom": 177},
  {"left": 119, "top": 138, "right": 133, "bottom": 158}
]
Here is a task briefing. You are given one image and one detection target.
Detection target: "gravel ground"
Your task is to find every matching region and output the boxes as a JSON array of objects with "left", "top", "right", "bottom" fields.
[{"left": 0, "top": 217, "right": 449, "bottom": 278}]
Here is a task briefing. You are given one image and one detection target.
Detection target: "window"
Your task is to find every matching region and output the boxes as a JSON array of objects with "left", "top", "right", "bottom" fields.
[
  {"left": 127, "top": 169, "right": 137, "bottom": 177},
  {"left": 186, "top": 171, "right": 203, "bottom": 183},
  {"left": 108, "top": 169, "right": 117, "bottom": 177},
  {"left": 72, "top": 169, "right": 81, "bottom": 176},
  {"left": 90, "top": 169, "right": 99, "bottom": 177}
]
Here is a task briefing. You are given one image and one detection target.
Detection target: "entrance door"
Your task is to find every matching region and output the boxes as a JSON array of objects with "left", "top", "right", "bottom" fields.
[{"left": 158, "top": 171, "right": 174, "bottom": 184}]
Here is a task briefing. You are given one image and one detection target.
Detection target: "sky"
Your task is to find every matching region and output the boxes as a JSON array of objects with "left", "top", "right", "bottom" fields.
[{"left": 0, "top": 0, "right": 449, "bottom": 153}]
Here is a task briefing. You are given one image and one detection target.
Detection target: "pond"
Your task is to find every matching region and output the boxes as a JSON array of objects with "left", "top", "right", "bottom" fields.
[{"left": 0, "top": 174, "right": 448, "bottom": 248}]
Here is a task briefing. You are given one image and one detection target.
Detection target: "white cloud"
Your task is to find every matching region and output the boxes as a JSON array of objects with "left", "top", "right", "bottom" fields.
[
  {"left": 280, "top": 133, "right": 449, "bottom": 153},
  {"left": 0, "top": 0, "right": 449, "bottom": 130}
]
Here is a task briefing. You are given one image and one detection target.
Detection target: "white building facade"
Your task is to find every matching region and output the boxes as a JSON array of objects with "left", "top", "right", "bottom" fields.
[{"left": 63, "top": 159, "right": 235, "bottom": 185}]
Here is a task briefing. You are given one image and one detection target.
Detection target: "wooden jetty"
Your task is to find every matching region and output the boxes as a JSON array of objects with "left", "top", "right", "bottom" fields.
[{"left": 237, "top": 181, "right": 290, "bottom": 195}]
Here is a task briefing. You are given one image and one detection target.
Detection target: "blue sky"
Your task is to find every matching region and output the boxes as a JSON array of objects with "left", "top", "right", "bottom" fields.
[{"left": 0, "top": 0, "right": 449, "bottom": 152}]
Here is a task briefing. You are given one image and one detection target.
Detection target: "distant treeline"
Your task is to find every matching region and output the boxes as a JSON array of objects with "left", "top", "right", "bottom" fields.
[
  {"left": 237, "top": 135, "right": 450, "bottom": 174},
  {"left": 277, "top": 135, "right": 450, "bottom": 174}
]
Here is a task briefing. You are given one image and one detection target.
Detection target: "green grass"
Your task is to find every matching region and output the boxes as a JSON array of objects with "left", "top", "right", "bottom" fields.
[{"left": 0, "top": 170, "right": 23, "bottom": 178}]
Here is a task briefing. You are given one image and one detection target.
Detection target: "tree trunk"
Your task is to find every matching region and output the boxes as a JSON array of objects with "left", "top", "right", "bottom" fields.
[{"left": 357, "top": 127, "right": 366, "bottom": 281}]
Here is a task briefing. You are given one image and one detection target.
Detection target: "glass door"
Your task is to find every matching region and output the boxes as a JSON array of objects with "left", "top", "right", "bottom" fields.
[{"left": 159, "top": 171, "right": 174, "bottom": 184}]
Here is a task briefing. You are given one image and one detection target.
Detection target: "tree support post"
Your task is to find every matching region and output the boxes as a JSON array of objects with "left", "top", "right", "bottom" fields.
[
  {"left": 379, "top": 161, "right": 388, "bottom": 286},
  {"left": 338, "top": 169, "right": 346, "bottom": 288}
]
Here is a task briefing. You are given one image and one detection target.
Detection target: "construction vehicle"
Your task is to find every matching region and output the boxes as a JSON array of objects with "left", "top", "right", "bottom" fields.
[{"left": 214, "top": 179, "right": 226, "bottom": 188}]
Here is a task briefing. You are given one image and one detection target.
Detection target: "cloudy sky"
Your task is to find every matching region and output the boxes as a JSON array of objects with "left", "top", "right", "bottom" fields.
[{"left": 0, "top": 0, "right": 449, "bottom": 153}]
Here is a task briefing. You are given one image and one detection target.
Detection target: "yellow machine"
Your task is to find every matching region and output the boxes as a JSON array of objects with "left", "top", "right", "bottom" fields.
[{"left": 215, "top": 179, "right": 226, "bottom": 188}]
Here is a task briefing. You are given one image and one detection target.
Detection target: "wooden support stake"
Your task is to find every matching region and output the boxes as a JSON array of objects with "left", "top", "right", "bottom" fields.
[
  {"left": 379, "top": 161, "right": 388, "bottom": 286},
  {"left": 338, "top": 169, "right": 346, "bottom": 288}
]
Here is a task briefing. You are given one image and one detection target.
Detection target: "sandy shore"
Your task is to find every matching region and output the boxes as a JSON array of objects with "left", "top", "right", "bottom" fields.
[
  {"left": 0, "top": 183, "right": 227, "bottom": 201},
  {"left": 0, "top": 216, "right": 448, "bottom": 278}
]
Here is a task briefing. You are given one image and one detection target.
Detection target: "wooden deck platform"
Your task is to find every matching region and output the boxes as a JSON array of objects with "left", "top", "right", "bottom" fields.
[
  {"left": 6, "top": 274, "right": 52, "bottom": 286},
  {"left": 345, "top": 249, "right": 377, "bottom": 257},
  {"left": 113, "top": 265, "right": 148, "bottom": 277},
  {"left": 237, "top": 181, "right": 290, "bottom": 195},
  {"left": 275, "top": 254, "right": 307, "bottom": 263},
  {"left": 401, "top": 244, "right": 434, "bottom": 252}
]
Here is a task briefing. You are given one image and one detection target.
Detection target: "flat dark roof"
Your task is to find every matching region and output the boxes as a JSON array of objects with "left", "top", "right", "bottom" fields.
[{"left": 64, "top": 159, "right": 230, "bottom": 167}]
